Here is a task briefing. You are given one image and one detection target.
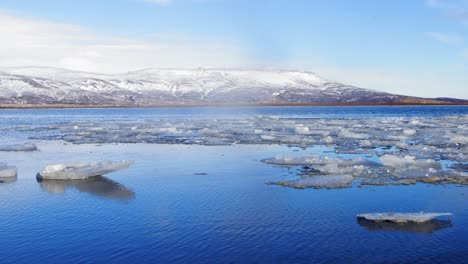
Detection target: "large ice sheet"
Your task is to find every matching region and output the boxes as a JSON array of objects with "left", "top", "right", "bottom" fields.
[{"left": 38, "top": 160, "right": 134, "bottom": 180}]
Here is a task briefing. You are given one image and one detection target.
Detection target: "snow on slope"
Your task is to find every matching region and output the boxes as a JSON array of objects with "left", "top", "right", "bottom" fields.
[{"left": 0, "top": 67, "right": 459, "bottom": 106}]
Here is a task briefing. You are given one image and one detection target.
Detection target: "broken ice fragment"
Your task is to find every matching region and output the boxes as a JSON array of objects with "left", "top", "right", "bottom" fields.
[
  {"left": 380, "top": 155, "right": 441, "bottom": 169},
  {"left": 357, "top": 212, "right": 452, "bottom": 223},
  {"left": 294, "top": 125, "right": 310, "bottom": 135},
  {"left": 270, "top": 175, "right": 353, "bottom": 189},
  {"left": 0, "top": 163, "right": 17, "bottom": 178},
  {"left": 263, "top": 154, "right": 376, "bottom": 167},
  {"left": 0, "top": 143, "right": 37, "bottom": 152},
  {"left": 403, "top": 129, "right": 416, "bottom": 136},
  {"left": 37, "top": 160, "right": 134, "bottom": 180},
  {"left": 323, "top": 136, "right": 334, "bottom": 144}
]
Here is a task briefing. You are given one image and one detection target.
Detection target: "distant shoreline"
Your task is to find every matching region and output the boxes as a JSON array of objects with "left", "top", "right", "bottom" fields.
[{"left": 1, "top": 102, "right": 467, "bottom": 110}]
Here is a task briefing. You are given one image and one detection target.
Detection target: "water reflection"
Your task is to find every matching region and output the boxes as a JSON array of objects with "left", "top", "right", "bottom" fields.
[
  {"left": 0, "top": 177, "right": 17, "bottom": 185},
  {"left": 357, "top": 218, "right": 452, "bottom": 234},
  {"left": 38, "top": 176, "right": 135, "bottom": 200}
]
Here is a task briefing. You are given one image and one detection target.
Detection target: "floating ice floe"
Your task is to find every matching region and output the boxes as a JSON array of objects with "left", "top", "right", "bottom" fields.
[
  {"left": 379, "top": 155, "right": 441, "bottom": 170},
  {"left": 0, "top": 143, "right": 37, "bottom": 152},
  {"left": 294, "top": 125, "right": 310, "bottom": 135},
  {"left": 270, "top": 175, "right": 353, "bottom": 189},
  {"left": 403, "top": 129, "right": 417, "bottom": 136},
  {"left": 357, "top": 212, "right": 452, "bottom": 223},
  {"left": 323, "top": 136, "right": 334, "bottom": 144},
  {"left": 37, "top": 160, "right": 134, "bottom": 180},
  {"left": 312, "top": 164, "right": 367, "bottom": 176},
  {"left": 263, "top": 154, "right": 376, "bottom": 167},
  {"left": 0, "top": 163, "right": 17, "bottom": 178}
]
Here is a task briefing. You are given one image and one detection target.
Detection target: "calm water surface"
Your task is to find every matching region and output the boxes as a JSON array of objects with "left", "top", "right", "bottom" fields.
[{"left": 1, "top": 106, "right": 467, "bottom": 263}]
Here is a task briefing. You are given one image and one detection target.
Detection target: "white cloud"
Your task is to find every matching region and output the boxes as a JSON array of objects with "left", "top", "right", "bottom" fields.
[
  {"left": 0, "top": 10, "right": 248, "bottom": 73},
  {"left": 426, "top": 32, "right": 464, "bottom": 45}
]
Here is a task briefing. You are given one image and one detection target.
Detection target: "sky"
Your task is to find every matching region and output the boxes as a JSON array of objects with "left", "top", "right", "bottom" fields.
[{"left": 0, "top": 0, "right": 467, "bottom": 99}]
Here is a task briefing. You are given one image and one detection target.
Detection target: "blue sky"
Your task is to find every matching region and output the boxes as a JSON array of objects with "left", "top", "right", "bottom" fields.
[{"left": 0, "top": 0, "right": 467, "bottom": 98}]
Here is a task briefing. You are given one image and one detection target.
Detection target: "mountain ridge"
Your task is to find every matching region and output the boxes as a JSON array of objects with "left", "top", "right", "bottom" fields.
[{"left": 0, "top": 67, "right": 466, "bottom": 107}]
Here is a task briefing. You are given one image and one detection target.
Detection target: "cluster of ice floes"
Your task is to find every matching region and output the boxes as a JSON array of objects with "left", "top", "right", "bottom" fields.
[
  {"left": 263, "top": 152, "right": 468, "bottom": 189},
  {"left": 1, "top": 114, "right": 466, "bottom": 187},
  {"left": 7, "top": 115, "right": 462, "bottom": 151},
  {"left": 37, "top": 160, "right": 134, "bottom": 180}
]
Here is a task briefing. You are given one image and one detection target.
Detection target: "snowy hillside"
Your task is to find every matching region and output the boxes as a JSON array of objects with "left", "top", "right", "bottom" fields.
[{"left": 0, "top": 67, "right": 464, "bottom": 106}]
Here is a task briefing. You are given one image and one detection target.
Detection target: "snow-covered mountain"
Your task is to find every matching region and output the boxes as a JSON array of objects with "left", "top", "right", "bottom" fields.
[{"left": 0, "top": 67, "right": 464, "bottom": 107}]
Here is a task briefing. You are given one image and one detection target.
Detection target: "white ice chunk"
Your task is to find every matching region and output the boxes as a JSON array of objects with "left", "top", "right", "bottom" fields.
[
  {"left": 159, "top": 127, "right": 178, "bottom": 134},
  {"left": 360, "top": 140, "right": 373, "bottom": 147},
  {"left": 0, "top": 143, "right": 37, "bottom": 152},
  {"left": 273, "top": 175, "right": 353, "bottom": 189},
  {"left": 340, "top": 130, "right": 368, "bottom": 139},
  {"left": 403, "top": 129, "right": 417, "bottom": 136},
  {"left": 295, "top": 125, "right": 310, "bottom": 135},
  {"left": 317, "top": 164, "right": 366, "bottom": 175},
  {"left": 451, "top": 135, "right": 468, "bottom": 144},
  {"left": 380, "top": 155, "right": 441, "bottom": 169},
  {"left": 260, "top": 135, "right": 276, "bottom": 140},
  {"left": 0, "top": 163, "right": 17, "bottom": 178},
  {"left": 263, "top": 154, "right": 375, "bottom": 167},
  {"left": 323, "top": 136, "right": 334, "bottom": 144},
  {"left": 357, "top": 212, "right": 452, "bottom": 223},
  {"left": 38, "top": 160, "right": 134, "bottom": 180},
  {"left": 393, "top": 168, "right": 443, "bottom": 179},
  {"left": 263, "top": 154, "right": 342, "bottom": 166}
]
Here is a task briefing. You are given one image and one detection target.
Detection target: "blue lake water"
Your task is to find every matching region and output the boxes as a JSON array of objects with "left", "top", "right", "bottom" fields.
[{"left": 0, "top": 106, "right": 467, "bottom": 263}]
